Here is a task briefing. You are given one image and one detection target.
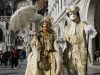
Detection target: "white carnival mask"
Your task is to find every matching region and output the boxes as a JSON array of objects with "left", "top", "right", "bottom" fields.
[{"left": 69, "top": 12, "right": 77, "bottom": 21}]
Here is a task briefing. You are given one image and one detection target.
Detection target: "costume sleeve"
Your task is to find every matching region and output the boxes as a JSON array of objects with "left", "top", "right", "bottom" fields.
[
  {"left": 63, "top": 26, "right": 67, "bottom": 40},
  {"left": 29, "top": 33, "right": 40, "bottom": 61},
  {"left": 83, "top": 21, "right": 97, "bottom": 38},
  {"left": 27, "top": 31, "right": 37, "bottom": 46},
  {"left": 54, "top": 40, "right": 63, "bottom": 75},
  {"left": 57, "top": 27, "right": 67, "bottom": 53},
  {"left": 27, "top": 36, "right": 34, "bottom": 45},
  {"left": 53, "top": 31, "right": 57, "bottom": 40}
]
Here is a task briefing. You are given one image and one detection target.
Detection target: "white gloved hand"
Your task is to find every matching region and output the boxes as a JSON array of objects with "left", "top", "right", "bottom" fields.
[
  {"left": 57, "top": 37, "right": 67, "bottom": 53},
  {"left": 85, "top": 26, "right": 92, "bottom": 34},
  {"left": 84, "top": 25, "right": 97, "bottom": 38},
  {"left": 59, "top": 37, "right": 65, "bottom": 43}
]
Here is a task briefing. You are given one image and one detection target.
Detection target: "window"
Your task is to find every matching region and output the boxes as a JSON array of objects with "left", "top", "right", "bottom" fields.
[{"left": 15, "top": 36, "right": 24, "bottom": 46}]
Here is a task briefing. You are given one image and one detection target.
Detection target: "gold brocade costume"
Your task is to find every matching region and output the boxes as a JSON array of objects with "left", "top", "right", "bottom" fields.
[
  {"left": 39, "top": 32, "right": 56, "bottom": 75},
  {"left": 25, "top": 30, "right": 64, "bottom": 75},
  {"left": 63, "top": 21, "right": 91, "bottom": 75}
]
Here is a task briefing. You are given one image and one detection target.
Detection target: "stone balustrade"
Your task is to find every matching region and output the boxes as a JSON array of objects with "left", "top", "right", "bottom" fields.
[{"left": 0, "top": 16, "right": 11, "bottom": 21}]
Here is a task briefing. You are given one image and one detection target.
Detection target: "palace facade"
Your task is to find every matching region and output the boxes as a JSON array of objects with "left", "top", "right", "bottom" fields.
[{"left": 0, "top": 0, "right": 48, "bottom": 56}]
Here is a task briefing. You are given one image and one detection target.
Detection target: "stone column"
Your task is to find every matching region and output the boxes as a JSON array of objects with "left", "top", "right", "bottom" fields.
[
  {"left": 5, "top": 35, "right": 7, "bottom": 42},
  {"left": 62, "top": 0, "right": 65, "bottom": 9},
  {"left": 88, "top": 37, "right": 94, "bottom": 64},
  {"left": 56, "top": 3, "right": 58, "bottom": 17},
  {"left": 54, "top": 6, "right": 56, "bottom": 19},
  {"left": 8, "top": 46, "right": 10, "bottom": 51},
  {"left": 7, "top": 35, "right": 9, "bottom": 44},
  {"left": 10, "top": 1, "right": 14, "bottom": 15},
  {"left": 9, "top": 35, "right": 10, "bottom": 44},
  {"left": 59, "top": 0, "right": 61, "bottom": 11}
]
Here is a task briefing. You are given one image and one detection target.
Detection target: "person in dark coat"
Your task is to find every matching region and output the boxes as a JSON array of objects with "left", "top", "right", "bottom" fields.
[
  {"left": 9, "top": 48, "right": 19, "bottom": 69},
  {"left": 18, "top": 47, "right": 26, "bottom": 68},
  {"left": 1, "top": 51, "right": 10, "bottom": 66}
]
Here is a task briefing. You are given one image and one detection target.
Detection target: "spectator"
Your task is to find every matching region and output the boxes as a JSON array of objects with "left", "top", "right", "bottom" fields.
[
  {"left": 18, "top": 47, "right": 27, "bottom": 68},
  {"left": 15, "top": 49, "right": 19, "bottom": 66},
  {"left": 98, "top": 47, "right": 100, "bottom": 61},
  {"left": 0, "top": 51, "right": 3, "bottom": 65},
  {"left": 1, "top": 52, "right": 9, "bottom": 66},
  {"left": 98, "top": 47, "right": 100, "bottom": 56},
  {"left": 94, "top": 51, "right": 99, "bottom": 61},
  {"left": 9, "top": 48, "right": 19, "bottom": 69}
]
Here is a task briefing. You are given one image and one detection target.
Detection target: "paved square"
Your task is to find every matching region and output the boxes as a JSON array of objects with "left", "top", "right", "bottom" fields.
[{"left": 0, "top": 64, "right": 100, "bottom": 75}]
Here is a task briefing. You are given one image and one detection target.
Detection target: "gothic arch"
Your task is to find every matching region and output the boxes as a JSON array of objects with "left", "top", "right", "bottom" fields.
[
  {"left": 0, "top": 0, "right": 5, "bottom": 9},
  {"left": 0, "top": 24, "right": 6, "bottom": 34}
]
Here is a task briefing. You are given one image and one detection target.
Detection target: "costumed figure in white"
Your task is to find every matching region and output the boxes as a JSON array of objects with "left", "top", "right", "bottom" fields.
[
  {"left": 58, "top": 6, "right": 97, "bottom": 75},
  {"left": 25, "top": 15, "right": 65, "bottom": 75}
]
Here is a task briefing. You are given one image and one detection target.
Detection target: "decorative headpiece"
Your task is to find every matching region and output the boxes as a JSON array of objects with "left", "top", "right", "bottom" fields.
[
  {"left": 40, "top": 15, "right": 52, "bottom": 23},
  {"left": 40, "top": 15, "right": 53, "bottom": 26},
  {"left": 66, "top": 5, "right": 80, "bottom": 13}
]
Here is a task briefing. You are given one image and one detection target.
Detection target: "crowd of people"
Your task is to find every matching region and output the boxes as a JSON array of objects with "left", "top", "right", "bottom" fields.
[{"left": 0, "top": 47, "right": 27, "bottom": 69}]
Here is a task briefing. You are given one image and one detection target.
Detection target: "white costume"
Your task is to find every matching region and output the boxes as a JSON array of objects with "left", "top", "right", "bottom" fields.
[{"left": 60, "top": 6, "right": 97, "bottom": 75}]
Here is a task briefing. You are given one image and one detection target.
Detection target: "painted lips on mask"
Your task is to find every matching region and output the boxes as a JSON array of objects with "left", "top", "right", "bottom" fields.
[{"left": 43, "top": 26, "right": 48, "bottom": 30}]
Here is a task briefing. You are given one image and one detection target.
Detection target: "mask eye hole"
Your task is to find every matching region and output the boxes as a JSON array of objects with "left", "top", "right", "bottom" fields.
[
  {"left": 43, "top": 23, "right": 50, "bottom": 27},
  {"left": 69, "top": 13, "right": 73, "bottom": 15},
  {"left": 46, "top": 23, "right": 50, "bottom": 26},
  {"left": 73, "top": 13, "right": 77, "bottom": 16}
]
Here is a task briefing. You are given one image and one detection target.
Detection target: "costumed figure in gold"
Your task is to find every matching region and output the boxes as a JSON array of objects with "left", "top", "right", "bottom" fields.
[
  {"left": 25, "top": 15, "right": 65, "bottom": 75},
  {"left": 58, "top": 6, "right": 97, "bottom": 75}
]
